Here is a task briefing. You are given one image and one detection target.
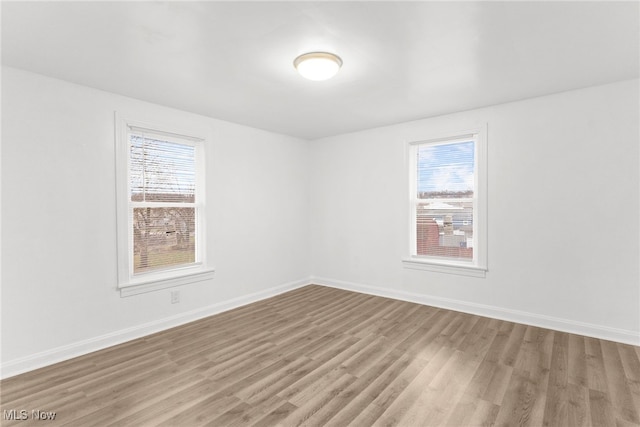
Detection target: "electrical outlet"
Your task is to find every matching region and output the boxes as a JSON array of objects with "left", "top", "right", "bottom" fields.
[{"left": 171, "top": 290, "right": 180, "bottom": 304}]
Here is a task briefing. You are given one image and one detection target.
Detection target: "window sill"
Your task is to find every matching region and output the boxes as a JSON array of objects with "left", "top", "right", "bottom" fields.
[
  {"left": 402, "top": 259, "right": 486, "bottom": 278},
  {"left": 119, "top": 268, "right": 216, "bottom": 297}
]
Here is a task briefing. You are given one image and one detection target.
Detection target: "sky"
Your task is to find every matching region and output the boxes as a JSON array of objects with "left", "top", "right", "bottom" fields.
[{"left": 417, "top": 140, "right": 474, "bottom": 193}]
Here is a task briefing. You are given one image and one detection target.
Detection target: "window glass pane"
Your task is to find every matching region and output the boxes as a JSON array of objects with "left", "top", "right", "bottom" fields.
[
  {"left": 133, "top": 207, "right": 196, "bottom": 273},
  {"left": 416, "top": 202, "right": 473, "bottom": 259},
  {"left": 130, "top": 134, "right": 196, "bottom": 203},
  {"left": 416, "top": 139, "right": 475, "bottom": 260},
  {"left": 417, "top": 140, "right": 474, "bottom": 198}
]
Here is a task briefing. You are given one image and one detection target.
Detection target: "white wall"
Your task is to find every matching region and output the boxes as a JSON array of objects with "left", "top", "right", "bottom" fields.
[
  {"left": 1, "top": 67, "right": 311, "bottom": 376},
  {"left": 310, "top": 79, "right": 640, "bottom": 344},
  {"left": 2, "top": 67, "right": 638, "bottom": 378}
]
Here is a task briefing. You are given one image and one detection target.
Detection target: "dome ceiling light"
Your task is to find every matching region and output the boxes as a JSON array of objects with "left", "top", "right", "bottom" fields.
[{"left": 293, "top": 52, "right": 343, "bottom": 81}]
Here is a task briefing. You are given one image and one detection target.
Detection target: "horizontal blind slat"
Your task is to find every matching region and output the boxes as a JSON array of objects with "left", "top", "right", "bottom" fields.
[{"left": 130, "top": 134, "right": 196, "bottom": 203}]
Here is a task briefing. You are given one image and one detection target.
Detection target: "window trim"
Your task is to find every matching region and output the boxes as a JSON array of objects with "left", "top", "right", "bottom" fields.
[
  {"left": 403, "top": 125, "right": 488, "bottom": 278},
  {"left": 115, "top": 113, "right": 214, "bottom": 296}
]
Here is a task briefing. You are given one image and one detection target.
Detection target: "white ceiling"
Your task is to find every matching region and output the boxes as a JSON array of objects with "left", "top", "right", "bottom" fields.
[{"left": 2, "top": 1, "right": 638, "bottom": 140}]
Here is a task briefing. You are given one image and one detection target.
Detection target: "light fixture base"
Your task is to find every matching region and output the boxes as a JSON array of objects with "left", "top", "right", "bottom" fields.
[{"left": 293, "top": 52, "right": 343, "bottom": 81}]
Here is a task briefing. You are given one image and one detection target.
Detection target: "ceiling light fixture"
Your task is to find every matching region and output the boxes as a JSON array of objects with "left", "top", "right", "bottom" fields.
[{"left": 293, "top": 52, "right": 343, "bottom": 81}]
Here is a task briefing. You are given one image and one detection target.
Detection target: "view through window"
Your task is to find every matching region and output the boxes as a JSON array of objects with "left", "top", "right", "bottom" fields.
[
  {"left": 412, "top": 137, "right": 476, "bottom": 262},
  {"left": 129, "top": 132, "right": 198, "bottom": 274}
]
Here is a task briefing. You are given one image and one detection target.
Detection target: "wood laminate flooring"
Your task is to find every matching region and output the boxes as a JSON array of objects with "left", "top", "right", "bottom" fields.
[{"left": 1, "top": 285, "right": 639, "bottom": 426}]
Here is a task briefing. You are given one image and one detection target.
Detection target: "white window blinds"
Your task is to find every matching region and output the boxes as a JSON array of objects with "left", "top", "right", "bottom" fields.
[
  {"left": 128, "top": 128, "right": 201, "bottom": 274},
  {"left": 129, "top": 131, "right": 196, "bottom": 203},
  {"left": 413, "top": 137, "right": 477, "bottom": 261}
]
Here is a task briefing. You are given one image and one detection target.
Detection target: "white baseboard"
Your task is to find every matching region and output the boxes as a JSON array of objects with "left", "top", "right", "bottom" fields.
[
  {"left": 310, "top": 276, "right": 640, "bottom": 346},
  {"left": 4, "top": 276, "right": 637, "bottom": 379},
  {"left": 0, "top": 278, "right": 311, "bottom": 379}
]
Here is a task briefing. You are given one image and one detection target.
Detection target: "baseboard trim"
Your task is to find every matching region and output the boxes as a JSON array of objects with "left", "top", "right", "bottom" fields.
[
  {"left": 4, "top": 276, "right": 637, "bottom": 379},
  {"left": 1, "top": 278, "right": 311, "bottom": 379},
  {"left": 310, "top": 276, "right": 640, "bottom": 346}
]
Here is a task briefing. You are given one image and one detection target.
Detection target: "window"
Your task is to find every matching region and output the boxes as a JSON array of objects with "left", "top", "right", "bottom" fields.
[
  {"left": 116, "top": 115, "right": 213, "bottom": 296},
  {"left": 404, "top": 126, "right": 487, "bottom": 277}
]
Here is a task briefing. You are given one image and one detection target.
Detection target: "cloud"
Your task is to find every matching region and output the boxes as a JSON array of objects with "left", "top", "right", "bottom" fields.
[{"left": 417, "top": 141, "right": 474, "bottom": 193}]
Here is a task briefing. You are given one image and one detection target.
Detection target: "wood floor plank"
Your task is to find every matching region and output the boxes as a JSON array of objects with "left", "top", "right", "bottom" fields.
[
  {"left": 155, "top": 393, "right": 241, "bottom": 427},
  {"left": 399, "top": 349, "right": 483, "bottom": 426},
  {"left": 449, "top": 313, "right": 482, "bottom": 349},
  {"left": 497, "top": 322, "right": 527, "bottom": 367},
  {"left": 63, "top": 370, "right": 206, "bottom": 427},
  {"left": 493, "top": 368, "right": 541, "bottom": 427},
  {"left": 585, "top": 336, "right": 610, "bottom": 393},
  {"left": 322, "top": 351, "right": 413, "bottom": 427},
  {"left": 350, "top": 299, "right": 407, "bottom": 339},
  {"left": 246, "top": 359, "right": 328, "bottom": 407},
  {"left": 445, "top": 394, "right": 499, "bottom": 427},
  {"left": 341, "top": 334, "right": 390, "bottom": 377},
  {"left": 589, "top": 388, "right": 617, "bottom": 427},
  {"left": 618, "top": 343, "right": 640, "bottom": 384},
  {"left": 250, "top": 401, "right": 298, "bottom": 427},
  {"left": 567, "top": 382, "right": 591, "bottom": 427},
  {"left": 223, "top": 395, "right": 293, "bottom": 427},
  {"left": 482, "top": 362, "right": 513, "bottom": 405},
  {"left": 568, "top": 333, "right": 588, "bottom": 388},
  {"left": 104, "top": 378, "right": 228, "bottom": 427},
  {"left": 345, "top": 346, "right": 440, "bottom": 427},
  {"left": 372, "top": 345, "right": 455, "bottom": 426},
  {"left": 483, "top": 320, "right": 515, "bottom": 364},
  {"left": 512, "top": 326, "right": 553, "bottom": 388},
  {"left": 280, "top": 373, "right": 357, "bottom": 426},
  {"left": 1, "top": 285, "right": 639, "bottom": 427},
  {"left": 463, "top": 359, "right": 499, "bottom": 401},
  {"left": 600, "top": 339, "right": 640, "bottom": 424},
  {"left": 542, "top": 331, "right": 569, "bottom": 427},
  {"left": 275, "top": 336, "right": 360, "bottom": 403},
  {"left": 624, "top": 346, "right": 640, "bottom": 426}
]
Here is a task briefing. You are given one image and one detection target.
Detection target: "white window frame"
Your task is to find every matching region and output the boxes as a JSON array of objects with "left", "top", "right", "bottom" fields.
[
  {"left": 115, "top": 113, "right": 214, "bottom": 296},
  {"left": 403, "top": 125, "right": 488, "bottom": 278}
]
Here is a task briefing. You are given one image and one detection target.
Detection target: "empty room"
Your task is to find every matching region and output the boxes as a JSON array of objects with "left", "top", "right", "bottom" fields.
[{"left": 1, "top": 1, "right": 639, "bottom": 426}]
